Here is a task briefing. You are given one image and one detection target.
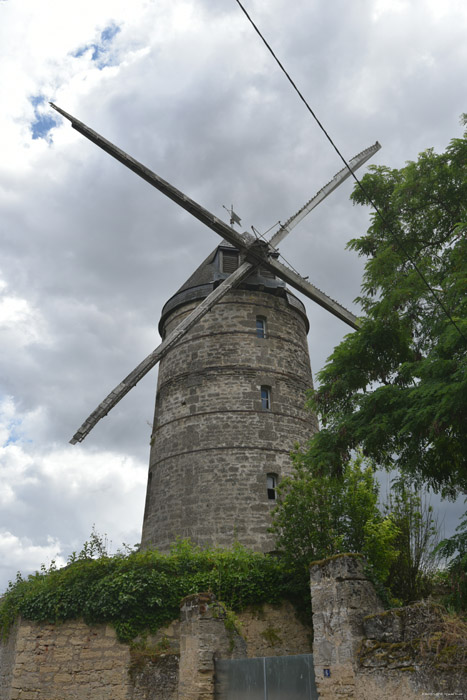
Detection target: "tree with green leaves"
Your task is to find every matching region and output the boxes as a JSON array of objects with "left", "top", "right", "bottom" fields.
[
  {"left": 270, "top": 453, "right": 445, "bottom": 603},
  {"left": 307, "top": 117, "right": 467, "bottom": 495},
  {"left": 270, "top": 452, "right": 399, "bottom": 584}
]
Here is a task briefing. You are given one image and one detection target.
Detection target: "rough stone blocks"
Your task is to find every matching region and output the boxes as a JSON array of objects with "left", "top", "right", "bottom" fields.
[{"left": 142, "top": 288, "right": 317, "bottom": 552}]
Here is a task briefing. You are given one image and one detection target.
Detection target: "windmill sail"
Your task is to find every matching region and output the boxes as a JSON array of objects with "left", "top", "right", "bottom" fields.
[
  {"left": 263, "top": 256, "right": 359, "bottom": 329},
  {"left": 49, "top": 103, "right": 253, "bottom": 254},
  {"left": 269, "top": 141, "right": 381, "bottom": 249},
  {"left": 70, "top": 260, "right": 256, "bottom": 443},
  {"left": 51, "top": 103, "right": 379, "bottom": 443}
]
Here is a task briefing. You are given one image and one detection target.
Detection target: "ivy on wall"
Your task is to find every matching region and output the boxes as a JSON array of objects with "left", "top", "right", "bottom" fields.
[{"left": 0, "top": 539, "right": 310, "bottom": 643}]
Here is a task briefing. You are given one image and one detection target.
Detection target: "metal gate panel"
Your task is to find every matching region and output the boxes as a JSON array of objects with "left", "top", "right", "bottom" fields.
[
  {"left": 216, "top": 657, "right": 264, "bottom": 700},
  {"left": 215, "top": 654, "right": 318, "bottom": 700},
  {"left": 265, "top": 654, "right": 316, "bottom": 700}
]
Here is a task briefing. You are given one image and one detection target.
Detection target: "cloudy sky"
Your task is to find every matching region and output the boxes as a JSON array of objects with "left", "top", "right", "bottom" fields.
[{"left": 0, "top": 0, "right": 465, "bottom": 591}]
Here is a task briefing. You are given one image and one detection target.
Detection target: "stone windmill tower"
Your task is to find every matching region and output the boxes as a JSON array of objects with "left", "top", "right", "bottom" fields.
[
  {"left": 51, "top": 103, "right": 380, "bottom": 552},
  {"left": 142, "top": 242, "right": 316, "bottom": 552}
]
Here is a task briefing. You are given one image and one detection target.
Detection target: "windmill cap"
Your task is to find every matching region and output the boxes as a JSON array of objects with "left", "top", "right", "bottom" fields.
[{"left": 158, "top": 241, "right": 308, "bottom": 336}]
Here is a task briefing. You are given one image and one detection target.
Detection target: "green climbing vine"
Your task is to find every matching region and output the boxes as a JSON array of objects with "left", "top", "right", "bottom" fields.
[{"left": 0, "top": 538, "right": 310, "bottom": 643}]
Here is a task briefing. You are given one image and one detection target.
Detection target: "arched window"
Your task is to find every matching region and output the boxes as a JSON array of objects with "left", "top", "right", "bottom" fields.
[
  {"left": 267, "top": 473, "right": 278, "bottom": 500},
  {"left": 261, "top": 386, "right": 271, "bottom": 410},
  {"left": 256, "top": 316, "right": 267, "bottom": 338}
]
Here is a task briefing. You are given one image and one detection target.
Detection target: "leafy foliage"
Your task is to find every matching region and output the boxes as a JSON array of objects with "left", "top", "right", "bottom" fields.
[
  {"left": 270, "top": 452, "right": 448, "bottom": 605},
  {"left": 383, "top": 484, "right": 441, "bottom": 604},
  {"left": 270, "top": 451, "right": 399, "bottom": 585},
  {"left": 434, "top": 507, "right": 467, "bottom": 612},
  {"left": 0, "top": 539, "right": 310, "bottom": 643},
  {"left": 307, "top": 118, "right": 467, "bottom": 495}
]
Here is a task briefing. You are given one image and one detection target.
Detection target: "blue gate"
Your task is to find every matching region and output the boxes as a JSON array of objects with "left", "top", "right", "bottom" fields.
[{"left": 215, "top": 654, "right": 318, "bottom": 700}]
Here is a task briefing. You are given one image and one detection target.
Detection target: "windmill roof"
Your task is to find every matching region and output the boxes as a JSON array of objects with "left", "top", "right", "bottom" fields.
[
  {"left": 174, "top": 246, "right": 220, "bottom": 294},
  {"left": 158, "top": 241, "right": 308, "bottom": 335}
]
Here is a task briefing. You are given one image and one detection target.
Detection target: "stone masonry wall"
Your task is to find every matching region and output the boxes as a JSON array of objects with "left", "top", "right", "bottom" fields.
[
  {"left": 142, "top": 289, "right": 317, "bottom": 553},
  {"left": 0, "top": 619, "right": 131, "bottom": 700},
  {"left": 310, "top": 554, "right": 383, "bottom": 699},
  {"left": 0, "top": 619, "right": 180, "bottom": 700},
  {"left": 237, "top": 601, "right": 312, "bottom": 658},
  {"left": 0, "top": 620, "right": 17, "bottom": 700},
  {"left": 0, "top": 599, "right": 313, "bottom": 699},
  {"left": 357, "top": 602, "right": 467, "bottom": 699},
  {"left": 129, "top": 653, "right": 179, "bottom": 700},
  {"left": 178, "top": 592, "right": 246, "bottom": 699},
  {"left": 310, "top": 554, "right": 467, "bottom": 700}
]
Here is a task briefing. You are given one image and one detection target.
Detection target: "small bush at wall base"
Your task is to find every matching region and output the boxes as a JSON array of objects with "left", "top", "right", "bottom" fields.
[{"left": 0, "top": 539, "right": 310, "bottom": 643}]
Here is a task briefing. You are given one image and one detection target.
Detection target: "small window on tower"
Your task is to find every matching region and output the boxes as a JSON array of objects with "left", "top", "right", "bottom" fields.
[
  {"left": 261, "top": 386, "right": 271, "bottom": 410},
  {"left": 222, "top": 250, "right": 239, "bottom": 273},
  {"left": 256, "top": 316, "right": 267, "bottom": 338},
  {"left": 267, "top": 473, "right": 277, "bottom": 500}
]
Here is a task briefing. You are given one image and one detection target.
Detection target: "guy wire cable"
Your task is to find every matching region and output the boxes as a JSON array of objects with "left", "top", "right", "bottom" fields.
[{"left": 234, "top": 0, "right": 466, "bottom": 343}]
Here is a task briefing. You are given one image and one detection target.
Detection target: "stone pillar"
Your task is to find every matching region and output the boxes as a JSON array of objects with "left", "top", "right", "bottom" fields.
[
  {"left": 178, "top": 593, "right": 246, "bottom": 699},
  {"left": 309, "top": 554, "right": 383, "bottom": 699}
]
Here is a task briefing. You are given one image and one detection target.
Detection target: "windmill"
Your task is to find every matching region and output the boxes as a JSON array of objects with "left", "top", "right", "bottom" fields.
[{"left": 51, "top": 103, "right": 380, "bottom": 551}]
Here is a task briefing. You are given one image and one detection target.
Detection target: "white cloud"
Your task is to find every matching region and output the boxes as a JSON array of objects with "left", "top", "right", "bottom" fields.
[
  {"left": 0, "top": 531, "right": 66, "bottom": 585},
  {"left": 372, "top": 0, "right": 410, "bottom": 21},
  {"left": 38, "top": 446, "right": 147, "bottom": 496},
  {"left": 0, "top": 443, "right": 37, "bottom": 507},
  {"left": 0, "top": 296, "right": 30, "bottom": 325},
  {"left": 0, "top": 283, "right": 49, "bottom": 346}
]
